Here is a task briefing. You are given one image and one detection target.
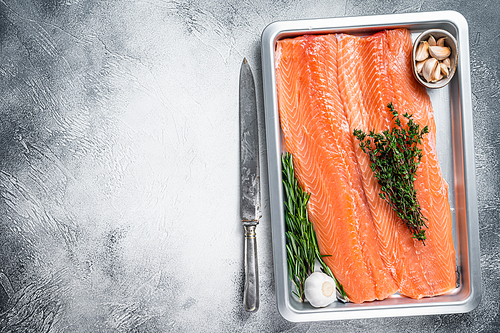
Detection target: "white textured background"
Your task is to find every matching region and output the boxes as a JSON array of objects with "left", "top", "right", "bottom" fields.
[{"left": 0, "top": 0, "right": 498, "bottom": 332}]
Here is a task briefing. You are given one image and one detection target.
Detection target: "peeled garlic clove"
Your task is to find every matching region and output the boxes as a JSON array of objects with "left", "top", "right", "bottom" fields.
[
  {"left": 304, "top": 272, "right": 337, "bottom": 308},
  {"left": 415, "top": 41, "right": 429, "bottom": 62},
  {"left": 430, "top": 62, "right": 443, "bottom": 82},
  {"left": 429, "top": 45, "right": 451, "bottom": 61},
  {"left": 416, "top": 60, "right": 426, "bottom": 75},
  {"left": 422, "top": 57, "right": 438, "bottom": 82},
  {"left": 440, "top": 62, "right": 450, "bottom": 77},
  {"left": 428, "top": 35, "right": 437, "bottom": 46},
  {"left": 437, "top": 37, "right": 446, "bottom": 47},
  {"left": 442, "top": 57, "right": 451, "bottom": 69},
  {"left": 431, "top": 73, "right": 443, "bottom": 83}
]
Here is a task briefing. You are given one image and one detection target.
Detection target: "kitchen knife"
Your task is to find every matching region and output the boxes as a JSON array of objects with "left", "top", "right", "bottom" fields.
[{"left": 239, "top": 58, "right": 260, "bottom": 313}]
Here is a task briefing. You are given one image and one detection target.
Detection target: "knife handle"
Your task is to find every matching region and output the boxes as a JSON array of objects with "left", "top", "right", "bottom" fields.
[{"left": 243, "top": 224, "right": 259, "bottom": 312}]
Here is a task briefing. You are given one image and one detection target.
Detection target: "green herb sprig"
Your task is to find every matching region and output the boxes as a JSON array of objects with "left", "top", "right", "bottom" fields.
[
  {"left": 353, "top": 102, "right": 429, "bottom": 244},
  {"left": 281, "top": 152, "right": 348, "bottom": 302}
]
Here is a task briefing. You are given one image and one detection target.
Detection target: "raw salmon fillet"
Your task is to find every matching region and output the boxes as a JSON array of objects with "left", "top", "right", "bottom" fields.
[
  {"left": 386, "top": 29, "right": 457, "bottom": 298},
  {"left": 275, "top": 34, "right": 398, "bottom": 304},
  {"left": 275, "top": 29, "right": 457, "bottom": 303},
  {"left": 336, "top": 31, "right": 427, "bottom": 298}
]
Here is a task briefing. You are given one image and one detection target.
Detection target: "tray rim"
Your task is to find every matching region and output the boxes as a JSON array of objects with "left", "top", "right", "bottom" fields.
[{"left": 261, "top": 10, "right": 481, "bottom": 322}]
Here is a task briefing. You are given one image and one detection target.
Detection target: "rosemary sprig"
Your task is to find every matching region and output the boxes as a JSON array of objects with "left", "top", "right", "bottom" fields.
[
  {"left": 281, "top": 152, "right": 348, "bottom": 302},
  {"left": 353, "top": 102, "right": 429, "bottom": 244}
]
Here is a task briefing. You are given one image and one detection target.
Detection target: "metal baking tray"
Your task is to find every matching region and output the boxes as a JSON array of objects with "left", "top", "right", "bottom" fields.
[{"left": 261, "top": 10, "right": 480, "bottom": 321}]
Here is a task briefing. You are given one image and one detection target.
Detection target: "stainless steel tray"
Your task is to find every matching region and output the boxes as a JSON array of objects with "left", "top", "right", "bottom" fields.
[{"left": 261, "top": 10, "right": 480, "bottom": 321}]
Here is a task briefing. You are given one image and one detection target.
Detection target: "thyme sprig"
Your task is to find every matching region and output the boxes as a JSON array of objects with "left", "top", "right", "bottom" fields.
[
  {"left": 353, "top": 103, "right": 429, "bottom": 244},
  {"left": 281, "top": 152, "right": 348, "bottom": 302}
]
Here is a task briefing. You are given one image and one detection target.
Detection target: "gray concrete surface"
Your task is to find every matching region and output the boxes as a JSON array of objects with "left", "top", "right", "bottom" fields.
[{"left": 0, "top": 0, "right": 498, "bottom": 332}]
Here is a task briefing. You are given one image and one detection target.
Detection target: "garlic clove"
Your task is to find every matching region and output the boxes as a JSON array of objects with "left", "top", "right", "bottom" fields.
[
  {"left": 428, "top": 35, "right": 437, "bottom": 46},
  {"left": 421, "top": 57, "right": 438, "bottom": 83},
  {"left": 304, "top": 272, "right": 337, "bottom": 308},
  {"left": 430, "top": 62, "right": 443, "bottom": 82},
  {"left": 429, "top": 45, "right": 451, "bottom": 61},
  {"left": 440, "top": 62, "right": 450, "bottom": 77},
  {"left": 416, "top": 60, "right": 426, "bottom": 75},
  {"left": 431, "top": 73, "right": 443, "bottom": 83},
  {"left": 437, "top": 37, "right": 446, "bottom": 47},
  {"left": 415, "top": 41, "right": 429, "bottom": 62},
  {"left": 442, "top": 57, "right": 451, "bottom": 69}
]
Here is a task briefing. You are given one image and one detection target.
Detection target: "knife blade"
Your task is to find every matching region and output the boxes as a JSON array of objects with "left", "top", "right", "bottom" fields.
[{"left": 239, "top": 58, "right": 260, "bottom": 313}]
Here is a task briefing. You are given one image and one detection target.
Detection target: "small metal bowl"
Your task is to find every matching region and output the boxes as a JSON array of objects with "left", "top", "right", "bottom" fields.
[{"left": 412, "top": 29, "right": 458, "bottom": 89}]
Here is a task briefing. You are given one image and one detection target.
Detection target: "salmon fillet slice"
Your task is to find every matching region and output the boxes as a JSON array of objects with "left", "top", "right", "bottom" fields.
[
  {"left": 275, "top": 34, "right": 398, "bottom": 304},
  {"left": 337, "top": 31, "right": 431, "bottom": 298},
  {"left": 386, "top": 29, "right": 457, "bottom": 298},
  {"left": 337, "top": 29, "right": 457, "bottom": 299}
]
